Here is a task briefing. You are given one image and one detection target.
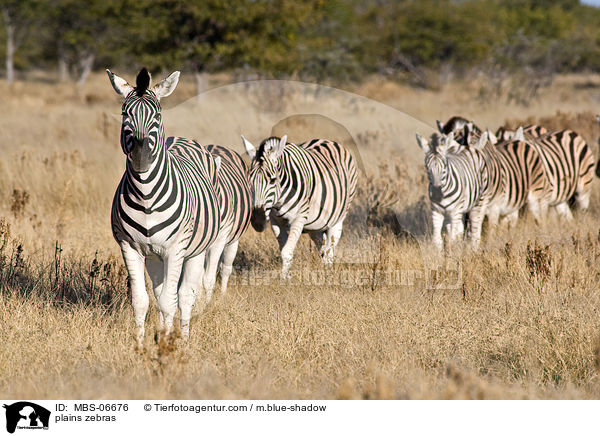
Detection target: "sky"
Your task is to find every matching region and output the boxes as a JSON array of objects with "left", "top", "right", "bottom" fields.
[{"left": 581, "top": 0, "right": 600, "bottom": 6}]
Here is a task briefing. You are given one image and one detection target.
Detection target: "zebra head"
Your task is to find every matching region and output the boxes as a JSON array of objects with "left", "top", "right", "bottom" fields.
[
  {"left": 495, "top": 126, "right": 524, "bottom": 142},
  {"left": 495, "top": 126, "right": 513, "bottom": 142},
  {"left": 106, "top": 67, "right": 180, "bottom": 172},
  {"left": 242, "top": 135, "right": 287, "bottom": 232},
  {"left": 436, "top": 117, "right": 496, "bottom": 146},
  {"left": 416, "top": 132, "right": 459, "bottom": 203}
]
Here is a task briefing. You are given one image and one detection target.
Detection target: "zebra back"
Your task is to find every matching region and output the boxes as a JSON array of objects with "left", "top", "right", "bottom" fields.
[
  {"left": 523, "top": 129, "right": 594, "bottom": 205},
  {"left": 492, "top": 139, "right": 548, "bottom": 211},
  {"left": 496, "top": 124, "right": 548, "bottom": 142},
  {"left": 297, "top": 139, "right": 358, "bottom": 228},
  {"left": 462, "top": 126, "right": 549, "bottom": 214}
]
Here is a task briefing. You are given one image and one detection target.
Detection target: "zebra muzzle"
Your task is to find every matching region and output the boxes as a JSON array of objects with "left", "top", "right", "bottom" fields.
[
  {"left": 250, "top": 207, "right": 268, "bottom": 232},
  {"left": 130, "top": 137, "right": 152, "bottom": 172},
  {"left": 429, "top": 185, "right": 443, "bottom": 203}
]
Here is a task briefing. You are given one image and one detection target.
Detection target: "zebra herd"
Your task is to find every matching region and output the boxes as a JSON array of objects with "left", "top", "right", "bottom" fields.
[
  {"left": 107, "top": 68, "right": 357, "bottom": 347},
  {"left": 417, "top": 116, "right": 596, "bottom": 251},
  {"left": 107, "top": 68, "right": 597, "bottom": 347}
]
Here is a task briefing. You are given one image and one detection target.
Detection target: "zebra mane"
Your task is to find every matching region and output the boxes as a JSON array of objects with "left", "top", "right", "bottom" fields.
[
  {"left": 256, "top": 136, "right": 285, "bottom": 162},
  {"left": 135, "top": 67, "right": 151, "bottom": 96}
]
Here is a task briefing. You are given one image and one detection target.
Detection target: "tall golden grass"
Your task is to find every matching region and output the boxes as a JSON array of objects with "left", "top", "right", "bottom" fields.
[{"left": 1, "top": 72, "right": 600, "bottom": 399}]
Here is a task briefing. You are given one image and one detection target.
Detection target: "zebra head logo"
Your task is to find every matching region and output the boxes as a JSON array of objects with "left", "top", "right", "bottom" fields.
[
  {"left": 242, "top": 135, "right": 287, "bottom": 231},
  {"left": 106, "top": 67, "right": 180, "bottom": 172}
]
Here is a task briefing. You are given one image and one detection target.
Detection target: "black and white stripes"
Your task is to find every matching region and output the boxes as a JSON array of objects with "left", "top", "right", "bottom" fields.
[
  {"left": 429, "top": 116, "right": 597, "bottom": 250},
  {"left": 107, "top": 68, "right": 249, "bottom": 347},
  {"left": 242, "top": 135, "right": 358, "bottom": 277},
  {"left": 416, "top": 132, "right": 491, "bottom": 250},
  {"left": 203, "top": 144, "right": 252, "bottom": 301},
  {"left": 502, "top": 126, "right": 595, "bottom": 219},
  {"left": 445, "top": 121, "right": 549, "bottom": 228}
]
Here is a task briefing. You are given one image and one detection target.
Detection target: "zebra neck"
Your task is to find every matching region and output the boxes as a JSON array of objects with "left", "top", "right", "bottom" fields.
[{"left": 270, "top": 155, "right": 292, "bottom": 208}]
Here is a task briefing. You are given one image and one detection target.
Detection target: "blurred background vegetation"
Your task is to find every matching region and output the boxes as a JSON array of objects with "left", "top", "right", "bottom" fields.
[{"left": 1, "top": 0, "right": 600, "bottom": 93}]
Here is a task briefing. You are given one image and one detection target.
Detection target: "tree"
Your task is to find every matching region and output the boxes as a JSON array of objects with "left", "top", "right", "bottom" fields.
[
  {"left": 127, "top": 0, "right": 327, "bottom": 94},
  {"left": 43, "top": 0, "right": 128, "bottom": 88},
  {"left": 0, "top": 0, "right": 40, "bottom": 83}
]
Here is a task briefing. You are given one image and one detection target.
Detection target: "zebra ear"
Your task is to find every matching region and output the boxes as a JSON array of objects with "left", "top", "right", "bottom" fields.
[
  {"left": 514, "top": 126, "right": 525, "bottom": 141},
  {"left": 106, "top": 69, "right": 133, "bottom": 96},
  {"left": 214, "top": 156, "right": 221, "bottom": 176},
  {"left": 415, "top": 134, "right": 430, "bottom": 153},
  {"left": 241, "top": 135, "right": 256, "bottom": 160},
  {"left": 436, "top": 120, "right": 444, "bottom": 133},
  {"left": 272, "top": 135, "right": 287, "bottom": 160},
  {"left": 495, "top": 127, "right": 505, "bottom": 141},
  {"left": 474, "top": 131, "right": 488, "bottom": 150},
  {"left": 486, "top": 128, "right": 498, "bottom": 144},
  {"left": 152, "top": 71, "right": 180, "bottom": 99}
]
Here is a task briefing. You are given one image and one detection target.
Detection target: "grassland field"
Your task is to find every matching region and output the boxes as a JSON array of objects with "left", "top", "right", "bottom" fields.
[{"left": 2, "top": 72, "right": 600, "bottom": 399}]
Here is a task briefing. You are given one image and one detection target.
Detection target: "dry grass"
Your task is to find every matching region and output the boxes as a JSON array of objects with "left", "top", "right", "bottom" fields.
[{"left": 1, "top": 72, "right": 600, "bottom": 399}]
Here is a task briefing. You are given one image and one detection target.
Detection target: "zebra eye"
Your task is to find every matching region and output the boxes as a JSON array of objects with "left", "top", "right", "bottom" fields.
[{"left": 269, "top": 176, "right": 277, "bottom": 183}]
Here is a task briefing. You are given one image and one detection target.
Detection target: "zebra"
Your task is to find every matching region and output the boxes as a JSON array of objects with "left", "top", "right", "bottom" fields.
[
  {"left": 107, "top": 67, "right": 223, "bottom": 347},
  {"left": 242, "top": 135, "right": 358, "bottom": 278},
  {"left": 203, "top": 144, "right": 252, "bottom": 303},
  {"left": 461, "top": 125, "right": 549, "bottom": 228},
  {"left": 416, "top": 131, "right": 491, "bottom": 251},
  {"left": 438, "top": 117, "right": 576, "bottom": 225},
  {"left": 437, "top": 116, "right": 482, "bottom": 137},
  {"left": 496, "top": 124, "right": 547, "bottom": 143},
  {"left": 436, "top": 117, "right": 499, "bottom": 145},
  {"left": 495, "top": 124, "right": 595, "bottom": 219}
]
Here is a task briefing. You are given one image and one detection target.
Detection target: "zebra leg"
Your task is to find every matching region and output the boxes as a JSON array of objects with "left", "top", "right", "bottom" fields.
[
  {"left": 309, "top": 231, "right": 325, "bottom": 259},
  {"left": 467, "top": 203, "right": 487, "bottom": 250},
  {"left": 280, "top": 217, "right": 307, "bottom": 279},
  {"left": 273, "top": 222, "right": 289, "bottom": 251},
  {"left": 322, "top": 220, "right": 344, "bottom": 265},
  {"left": 575, "top": 190, "right": 591, "bottom": 211},
  {"left": 271, "top": 222, "right": 282, "bottom": 239},
  {"left": 487, "top": 207, "right": 500, "bottom": 237},
  {"left": 157, "top": 254, "right": 185, "bottom": 338},
  {"left": 555, "top": 201, "right": 573, "bottom": 221},
  {"left": 146, "top": 256, "right": 165, "bottom": 330},
  {"left": 220, "top": 240, "right": 239, "bottom": 295},
  {"left": 527, "top": 193, "right": 548, "bottom": 225},
  {"left": 120, "top": 242, "right": 148, "bottom": 350},
  {"left": 500, "top": 210, "right": 519, "bottom": 229},
  {"left": 449, "top": 213, "right": 465, "bottom": 247},
  {"left": 203, "top": 239, "right": 227, "bottom": 304},
  {"left": 178, "top": 253, "right": 205, "bottom": 341},
  {"left": 431, "top": 210, "right": 444, "bottom": 252}
]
